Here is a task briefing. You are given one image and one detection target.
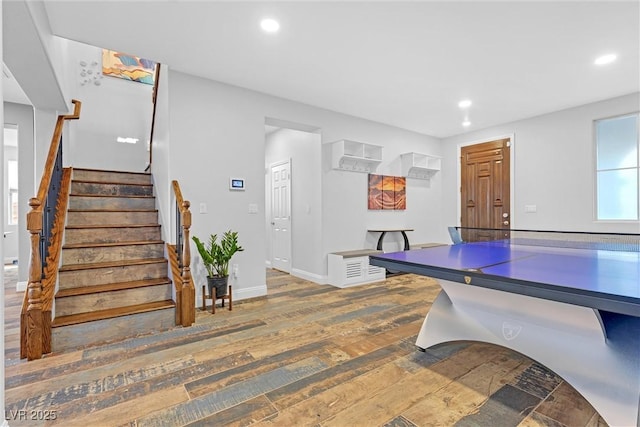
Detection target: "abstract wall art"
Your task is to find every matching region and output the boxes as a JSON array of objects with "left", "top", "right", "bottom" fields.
[
  {"left": 102, "top": 49, "right": 157, "bottom": 85},
  {"left": 368, "top": 174, "right": 406, "bottom": 210}
]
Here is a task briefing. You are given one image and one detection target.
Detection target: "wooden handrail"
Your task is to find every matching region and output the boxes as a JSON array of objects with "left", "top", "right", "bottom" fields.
[
  {"left": 21, "top": 100, "right": 80, "bottom": 360},
  {"left": 172, "top": 179, "right": 184, "bottom": 210},
  {"left": 36, "top": 100, "right": 81, "bottom": 202},
  {"left": 172, "top": 180, "right": 195, "bottom": 326},
  {"left": 147, "top": 64, "right": 161, "bottom": 171}
]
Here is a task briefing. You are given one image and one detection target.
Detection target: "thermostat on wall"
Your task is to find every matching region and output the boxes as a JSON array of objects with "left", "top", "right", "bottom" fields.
[{"left": 230, "top": 178, "right": 245, "bottom": 191}]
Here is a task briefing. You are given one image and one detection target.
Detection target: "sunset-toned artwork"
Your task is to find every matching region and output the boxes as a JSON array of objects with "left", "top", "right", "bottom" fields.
[
  {"left": 102, "top": 49, "right": 157, "bottom": 85},
  {"left": 368, "top": 174, "right": 382, "bottom": 209},
  {"left": 382, "top": 176, "right": 395, "bottom": 209},
  {"left": 394, "top": 176, "right": 406, "bottom": 209},
  {"left": 368, "top": 174, "right": 406, "bottom": 210}
]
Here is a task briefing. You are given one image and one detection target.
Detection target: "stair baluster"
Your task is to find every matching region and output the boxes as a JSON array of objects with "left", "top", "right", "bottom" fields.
[
  {"left": 22, "top": 100, "right": 81, "bottom": 360},
  {"left": 172, "top": 180, "right": 195, "bottom": 326}
]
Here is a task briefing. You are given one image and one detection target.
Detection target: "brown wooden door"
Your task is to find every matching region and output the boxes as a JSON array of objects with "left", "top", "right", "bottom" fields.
[{"left": 461, "top": 138, "right": 511, "bottom": 242}]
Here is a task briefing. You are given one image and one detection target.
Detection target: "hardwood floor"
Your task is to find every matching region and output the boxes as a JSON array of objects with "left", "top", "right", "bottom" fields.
[{"left": 4, "top": 266, "right": 606, "bottom": 426}]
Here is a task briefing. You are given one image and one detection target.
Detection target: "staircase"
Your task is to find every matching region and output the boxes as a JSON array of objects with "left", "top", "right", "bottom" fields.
[{"left": 51, "top": 168, "right": 175, "bottom": 352}]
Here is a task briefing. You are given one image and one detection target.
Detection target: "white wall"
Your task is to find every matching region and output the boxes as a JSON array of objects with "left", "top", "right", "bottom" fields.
[
  {"left": 440, "top": 92, "right": 640, "bottom": 236},
  {"left": 168, "top": 72, "right": 441, "bottom": 297},
  {"left": 151, "top": 66, "right": 171, "bottom": 243},
  {"left": 4, "top": 102, "right": 34, "bottom": 282},
  {"left": 265, "top": 128, "right": 322, "bottom": 280},
  {"left": 1, "top": 3, "right": 6, "bottom": 421},
  {"left": 3, "top": 0, "right": 67, "bottom": 111},
  {"left": 60, "top": 39, "right": 153, "bottom": 172},
  {"left": 324, "top": 134, "right": 444, "bottom": 256}
]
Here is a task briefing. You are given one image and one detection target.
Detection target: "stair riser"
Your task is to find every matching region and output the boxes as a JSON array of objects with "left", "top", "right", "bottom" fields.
[
  {"left": 67, "top": 211, "right": 158, "bottom": 226},
  {"left": 59, "top": 262, "right": 168, "bottom": 290},
  {"left": 62, "top": 243, "right": 164, "bottom": 265},
  {"left": 65, "top": 226, "right": 161, "bottom": 245},
  {"left": 56, "top": 284, "right": 172, "bottom": 317},
  {"left": 69, "top": 195, "right": 156, "bottom": 211},
  {"left": 71, "top": 182, "right": 153, "bottom": 197},
  {"left": 72, "top": 169, "right": 152, "bottom": 185},
  {"left": 52, "top": 307, "right": 175, "bottom": 352}
]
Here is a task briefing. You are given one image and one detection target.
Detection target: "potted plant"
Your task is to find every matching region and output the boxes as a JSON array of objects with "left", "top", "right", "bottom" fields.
[{"left": 192, "top": 230, "right": 244, "bottom": 298}]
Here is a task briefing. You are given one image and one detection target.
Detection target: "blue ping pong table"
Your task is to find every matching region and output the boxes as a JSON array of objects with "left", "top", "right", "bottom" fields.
[{"left": 369, "top": 234, "right": 640, "bottom": 427}]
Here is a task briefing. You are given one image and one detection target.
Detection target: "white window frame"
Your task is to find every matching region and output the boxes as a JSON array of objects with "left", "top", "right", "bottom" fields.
[{"left": 594, "top": 112, "right": 640, "bottom": 222}]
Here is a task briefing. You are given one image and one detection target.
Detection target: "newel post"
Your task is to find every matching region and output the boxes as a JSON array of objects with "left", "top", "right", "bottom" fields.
[
  {"left": 26, "top": 198, "right": 44, "bottom": 360},
  {"left": 181, "top": 201, "right": 195, "bottom": 326}
]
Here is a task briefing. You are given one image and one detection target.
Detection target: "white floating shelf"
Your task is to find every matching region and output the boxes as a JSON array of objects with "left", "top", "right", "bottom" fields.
[
  {"left": 401, "top": 152, "right": 441, "bottom": 180},
  {"left": 331, "top": 140, "right": 383, "bottom": 173}
]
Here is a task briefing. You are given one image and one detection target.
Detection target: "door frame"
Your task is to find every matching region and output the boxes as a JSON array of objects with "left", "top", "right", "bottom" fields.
[
  {"left": 456, "top": 133, "right": 515, "bottom": 228},
  {"left": 268, "top": 158, "right": 292, "bottom": 272}
]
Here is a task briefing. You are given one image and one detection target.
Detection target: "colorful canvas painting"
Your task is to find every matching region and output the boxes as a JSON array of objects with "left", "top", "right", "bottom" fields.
[
  {"left": 368, "top": 174, "right": 406, "bottom": 210},
  {"left": 368, "top": 174, "right": 383, "bottom": 209},
  {"left": 102, "top": 49, "right": 157, "bottom": 85},
  {"left": 382, "top": 176, "right": 395, "bottom": 210},
  {"left": 394, "top": 176, "right": 406, "bottom": 209}
]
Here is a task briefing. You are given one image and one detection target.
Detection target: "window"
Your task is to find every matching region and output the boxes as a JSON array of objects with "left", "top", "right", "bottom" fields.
[
  {"left": 7, "top": 160, "right": 18, "bottom": 225},
  {"left": 595, "top": 113, "right": 639, "bottom": 220}
]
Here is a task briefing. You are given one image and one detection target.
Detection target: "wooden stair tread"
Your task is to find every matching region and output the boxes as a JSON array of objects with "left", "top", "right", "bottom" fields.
[
  {"left": 73, "top": 167, "right": 151, "bottom": 176},
  {"left": 59, "top": 257, "right": 167, "bottom": 272},
  {"left": 65, "top": 223, "right": 161, "bottom": 230},
  {"left": 63, "top": 240, "right": 164, "bottom": 249},
  {"left": 52, "top": 299, "right": 175, "bottom": 328},
  {"left": 67, "top": 209, "right": 158, "bottom": 213},
  {"left": 56, "top": 278, "right": 171, "bottom": 298},
  {"left": 69, "top": 193, "right": 155, "bottom": 199},
  {"left": 72, "top": 179, "right": 153, "bottom": 187}
]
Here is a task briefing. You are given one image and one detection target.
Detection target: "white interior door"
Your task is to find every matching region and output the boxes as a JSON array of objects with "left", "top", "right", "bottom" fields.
[{"left": 270, "top": 160, "right": 291, "bottom": 272}]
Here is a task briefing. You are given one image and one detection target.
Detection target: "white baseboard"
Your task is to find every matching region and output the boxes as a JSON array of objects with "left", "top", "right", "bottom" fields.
[
  {"left": 290, "top": 268, "right": 328, "bottom": 285},
  {"left": 234, "top": 284, "right": 268, "bottom": 301},
  {"left": 17, "top": 281, "right": 27, "bottom": 292},
  {"left": 265, "top": 260, "right": 272, "bottom": 268},
  {"left": 328, "top": 276, "right": 385, "bottom": 289}
]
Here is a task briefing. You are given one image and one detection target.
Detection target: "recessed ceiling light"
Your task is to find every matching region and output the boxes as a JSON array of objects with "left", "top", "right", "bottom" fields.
[
  {"left": 458, "top": 99, "right": 472, "bottom": 109},
  {"left": 594, "top": 54, "right": 617, "bottom": 65},
  {"left": 260, "top": 18, "right": 280, "bottom": 33},
  {"left": 462, "top": 120, "right": 471, "bottom": 127}
]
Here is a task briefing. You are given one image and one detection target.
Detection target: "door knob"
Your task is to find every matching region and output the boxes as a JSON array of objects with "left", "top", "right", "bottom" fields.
[{"left": 503, "top": 220, "right": 509, "bottom": 225}]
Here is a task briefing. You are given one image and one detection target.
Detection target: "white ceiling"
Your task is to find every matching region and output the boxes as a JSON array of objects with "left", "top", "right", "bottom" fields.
[{"left": 43, "top": 1, "right": 639, "bottom": 138}]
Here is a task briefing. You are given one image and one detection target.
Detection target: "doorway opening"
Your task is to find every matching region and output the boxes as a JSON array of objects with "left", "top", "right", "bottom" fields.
[
  {"left": 264, "top": 118, "right": 321, "bottom": 281},
  {"left": 4, "top": 125, "right": 19, "bottom": 265}
]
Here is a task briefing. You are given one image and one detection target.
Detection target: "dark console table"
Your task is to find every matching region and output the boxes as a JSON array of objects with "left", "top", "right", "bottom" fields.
[{"left": 367, "top": 228, "right": 414, "bottom": 251}]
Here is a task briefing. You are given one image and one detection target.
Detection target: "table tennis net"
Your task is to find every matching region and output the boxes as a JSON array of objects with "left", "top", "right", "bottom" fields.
[{"left": 451, "top": 227, "right": 640, "bottom": 252}]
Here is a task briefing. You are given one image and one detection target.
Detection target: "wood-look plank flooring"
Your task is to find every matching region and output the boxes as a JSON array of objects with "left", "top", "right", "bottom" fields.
[{"left": 4, "top": 265, "right": 607, "bottom": 426}]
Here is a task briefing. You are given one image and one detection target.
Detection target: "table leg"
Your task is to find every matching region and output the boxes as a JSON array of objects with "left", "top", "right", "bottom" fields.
[
  {"left": 376, "top": 232, "right": 386, "bottom": 250},
  {"left": 212, "top": 287, "right": 216, "bottom": 315},
  {"left": 400, "top": 231, "right": 410, "bottom": 251},
  {"left": 418, "top": 279, "right": 640, "bottom": 427},
  {"left": 202, "top": 285, "right": 206, "bottom": 311}
]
